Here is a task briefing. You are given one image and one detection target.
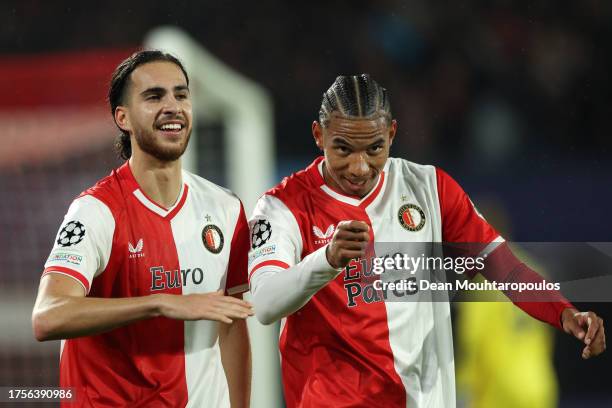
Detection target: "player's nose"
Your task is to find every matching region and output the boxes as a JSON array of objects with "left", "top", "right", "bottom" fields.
[
  {"left": 161, "top": 95, "right": 181, "bottom": 115},
  {"left": 348, "top": 153, "right": 369, "bottom": 177}
]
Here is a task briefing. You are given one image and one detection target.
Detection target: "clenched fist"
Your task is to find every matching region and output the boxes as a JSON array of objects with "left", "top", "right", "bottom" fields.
[{"left": 325, "top": 220, "right": 370, "bottom": 269}]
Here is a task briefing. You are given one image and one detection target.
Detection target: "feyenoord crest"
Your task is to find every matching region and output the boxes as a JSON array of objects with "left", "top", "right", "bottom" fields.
[
  {"left": 398, "top": 204, "right": 426, "bottom": 232},
  {"left": 202, "top": 224, "right": 224, "bottom": 254}
]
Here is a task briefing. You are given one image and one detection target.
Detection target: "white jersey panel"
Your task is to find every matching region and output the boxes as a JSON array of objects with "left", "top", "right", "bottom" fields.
[
  {"left": 173, "top": 171, "right": 243, "bottom": 408},
  {"left": 366, "top": 158, "right": 455, "bottom": 408},
  {"left": 44, "top": 194, "right": 114, "bottom": 292}
]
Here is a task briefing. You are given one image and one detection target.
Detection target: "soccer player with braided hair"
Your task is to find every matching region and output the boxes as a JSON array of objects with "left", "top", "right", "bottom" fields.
[{"left": 248, "top": 74, "right": 606, "bottom": 407}]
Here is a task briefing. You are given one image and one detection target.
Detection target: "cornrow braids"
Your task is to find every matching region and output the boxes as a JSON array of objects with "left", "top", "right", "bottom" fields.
[{"left": 319, "top": 74, "right": 392, "bottom": 127}]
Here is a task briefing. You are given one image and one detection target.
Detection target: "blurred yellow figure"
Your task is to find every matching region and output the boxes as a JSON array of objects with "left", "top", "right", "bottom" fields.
[
  {"left": 456, "top": 199, "right": 558, "bottom": 408},
  {"left": 456, "top": 276, "right": 558, "bottom": 408}
]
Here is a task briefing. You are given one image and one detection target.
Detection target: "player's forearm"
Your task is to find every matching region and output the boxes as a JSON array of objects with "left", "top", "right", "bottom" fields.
[
  {"left": 32, "top": 293, "right": 164, "bottom": 341},
  {"left": 501, "top": 263, "right": 573, "bottom": 330},
  {"left": 219, "top": 319, "right": 251, "bottom": 408},
  {"left": 480, "top": 243, "right": 573, "bottom": 329},
  {"left": 250, "top": 246, "right": 340, "bottom": 325}
]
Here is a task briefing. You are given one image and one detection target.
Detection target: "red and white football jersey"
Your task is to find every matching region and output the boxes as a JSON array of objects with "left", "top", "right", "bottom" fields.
[
  {"left": 248, "top": 157, "right": 501, "bottom": 408},
  {"left": 43, "top": 162, "right": 249, "bottom": 407}
]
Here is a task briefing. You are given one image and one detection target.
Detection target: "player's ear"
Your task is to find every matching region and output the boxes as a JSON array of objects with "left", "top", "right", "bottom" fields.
[
  {"left": 388, "top": 119, "right": 397, "bottom": 147},
  {"left": 114, "top": 106, "right": 131, "bottom": 133},
  {"left": 312, "top": 121, "right": 324, "bottom": 150}
]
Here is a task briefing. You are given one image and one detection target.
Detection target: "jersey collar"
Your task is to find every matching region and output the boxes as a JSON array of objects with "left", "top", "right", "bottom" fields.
[
  {"left": 117, "top": 162, "right": 189, "bottom": 218},
  {"left": 307, "top": 156, "right": 388, "bottom": 208}
]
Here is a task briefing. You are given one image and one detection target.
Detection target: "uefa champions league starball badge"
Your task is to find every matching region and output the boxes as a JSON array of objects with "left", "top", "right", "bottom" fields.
[
  {"left": 57, "top": 220, "right": 86, "bottom": 247},
  {"left": 202, "top": 224, "right": 224, "bottom": 254},
  {"left": 398, "top": 204, "right": 426, "bottom": 232},
  {"left": 251, "top": 219, "right": 272, "bottom": 249}
]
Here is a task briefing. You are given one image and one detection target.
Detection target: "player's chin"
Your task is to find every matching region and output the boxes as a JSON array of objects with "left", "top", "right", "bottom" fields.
[{"left": 151, "top": 142, "right": 188, "bottom": 162}]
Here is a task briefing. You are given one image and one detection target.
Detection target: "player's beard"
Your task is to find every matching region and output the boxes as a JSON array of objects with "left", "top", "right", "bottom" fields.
[{"left": 133, "top": 127, "right": 191, "bottom": 162}]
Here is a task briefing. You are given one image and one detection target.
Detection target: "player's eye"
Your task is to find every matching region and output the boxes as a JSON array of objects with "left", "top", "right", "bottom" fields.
[
  {"left": 175, "top": 93, "right": 189, "bottom": 100},
  {"left": 146, "top": 94, "right": 161, "bottom": 101},
  {"left": 335, "top": 146, "right": 350, "bottom": 155},
  {"left": 368, "top": 144, "right": 384, "bottom": 154}
]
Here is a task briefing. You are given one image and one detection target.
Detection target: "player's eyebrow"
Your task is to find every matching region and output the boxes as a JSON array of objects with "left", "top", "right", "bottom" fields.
[
  {"left": 140, "top": 85, "right": 189, "bottom": 96},
  {"left": 331, "top": 136, "right": 353, "bottom": 146},
  {"left": 140, "top": 87, "right": 167, "bottom": 97},
  {"left": 331, "top": 135, "right": 385, "bottom": 146},
  {"left": 367, "top": 137, "right": 385, "bottom": 146}
]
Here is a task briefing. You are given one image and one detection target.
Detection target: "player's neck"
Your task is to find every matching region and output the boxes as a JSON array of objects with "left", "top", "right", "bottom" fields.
[{"left": 128, "top": 154, "right": 183, "bottom": 210}]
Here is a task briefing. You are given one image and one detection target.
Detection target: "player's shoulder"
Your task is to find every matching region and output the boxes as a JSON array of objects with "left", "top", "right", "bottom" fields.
[
  {"left": 386, "top": 158, "right": 459, "bottom": 195},
  {"left": 251, "top": 162, "right": 319, "bottom": 220},
  {"left": 76, "top": 168, "right": 125, "bottom": 217},
  {"left": 182, "top": 170, "right": 242, "bottom": 207},
  {"left": 387, "top": 157, "right": 437, "bottom": 179},
  {"left": 264, "top": 159, "right": 320, "bottom": 204},
  {"left": 268, "top": 170, "right": 313, "bottom": 197}
]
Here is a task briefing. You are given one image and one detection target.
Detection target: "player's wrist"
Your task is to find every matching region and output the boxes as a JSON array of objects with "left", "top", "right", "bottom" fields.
[
  {"left": 325, "top": 244, "right": 339, "bottom": 269},
  {"left": 561, "top": 307, "right": 580, "bottom": 330},
  {"left": 148, "top": 293, "right": 168, "bottom": 318}
]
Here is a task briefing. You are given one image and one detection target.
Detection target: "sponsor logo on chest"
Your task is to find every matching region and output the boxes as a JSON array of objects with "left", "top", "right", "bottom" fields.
[
  {"left": 149, "top": 266, "right": 206, "bottom": 291},
  {"left": 341, "top": 258, "right": 419, "bottom": 307},
  {"left": 128, "top": 238, "right": 145, "bottom": 259},
  {"left": 312, "top": 224, "right": 335, "bottom": 245}
]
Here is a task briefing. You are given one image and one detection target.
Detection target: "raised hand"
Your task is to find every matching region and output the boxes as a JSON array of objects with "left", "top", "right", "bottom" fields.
[
  {"left": 325, "top": 220, "right": 370, "bottom": 269},
  {"left": 562, "top": 308, "right": 606, "bottom": 359}
]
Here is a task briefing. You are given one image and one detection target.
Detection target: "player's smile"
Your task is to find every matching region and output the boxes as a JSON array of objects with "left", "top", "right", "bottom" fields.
[
  {"left": 155, "top": 118, "right": 187, "bottom": 139},
  {"left": 156, "top": 120, "right": 185, "bottom": 133}
]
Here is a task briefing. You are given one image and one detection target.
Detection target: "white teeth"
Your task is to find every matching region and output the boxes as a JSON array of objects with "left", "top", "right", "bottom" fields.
[{"left": 160, "top": 123, "right": 182, "bottom": 130}]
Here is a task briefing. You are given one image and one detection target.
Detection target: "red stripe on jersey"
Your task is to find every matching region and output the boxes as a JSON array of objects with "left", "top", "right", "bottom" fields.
[
  {"left": 249, "top": 260, "right": 290, "bottom": 280},
  {"left": 42, "top": 266, "right": 90, "bottom": 293},
  {"left": 226, "top": 202, "right": 250, "bottom": 294}
]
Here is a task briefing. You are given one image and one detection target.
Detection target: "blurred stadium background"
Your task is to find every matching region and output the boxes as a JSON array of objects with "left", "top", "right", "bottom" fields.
[{"left": 1, "top": 1, "right": 611, "bottom": 407}]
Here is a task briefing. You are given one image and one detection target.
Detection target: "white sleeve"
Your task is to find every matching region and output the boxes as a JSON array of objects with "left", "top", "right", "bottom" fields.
[
  {"left": 43, "top": 195, "right": 115, "bottom": 293},
  {"left": 248, "top": 195, "right": 341, "bottom": 325}
]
